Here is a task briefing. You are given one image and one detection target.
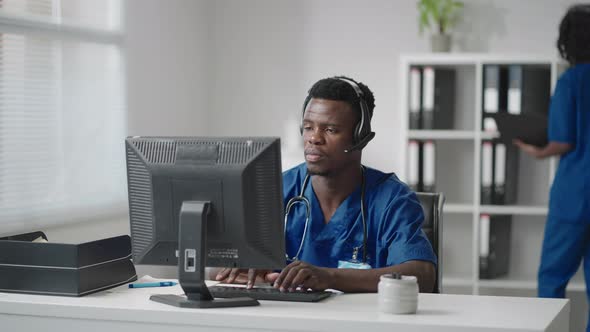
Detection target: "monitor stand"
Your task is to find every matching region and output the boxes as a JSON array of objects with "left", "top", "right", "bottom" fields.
[{"left": 150, "top": 201, "right": 259, "bottom": 308}]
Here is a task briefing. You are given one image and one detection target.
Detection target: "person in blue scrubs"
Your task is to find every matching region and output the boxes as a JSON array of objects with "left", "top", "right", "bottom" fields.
[
  {"left": 216, "top": 76, "right": 436, "bottom": 293},
  {"left": 514, "top": 5, "right": 590, "bottom": 331}
]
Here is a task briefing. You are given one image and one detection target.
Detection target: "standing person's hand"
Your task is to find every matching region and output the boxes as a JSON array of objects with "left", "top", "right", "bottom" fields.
[
  {"left": 514, "top": 139, "right": 544, "bottom": 158},
  {"left": 215, "top": 268, "right": 279, "bottom": 288}
]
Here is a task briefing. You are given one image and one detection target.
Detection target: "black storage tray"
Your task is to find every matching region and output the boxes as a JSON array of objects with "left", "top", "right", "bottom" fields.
[{"left": 0, "top": 234, "right": 137, "bottom": 296}]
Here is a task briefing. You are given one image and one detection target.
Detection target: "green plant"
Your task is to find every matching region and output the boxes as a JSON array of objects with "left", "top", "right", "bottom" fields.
[{"left": 418, "top": 0, "right": 464, "bottom": 35}]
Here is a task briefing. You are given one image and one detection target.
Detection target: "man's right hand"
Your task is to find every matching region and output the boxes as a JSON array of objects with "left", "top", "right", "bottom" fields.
[{"left": 215, "top": 268, "right": 279, "bottom": 289}]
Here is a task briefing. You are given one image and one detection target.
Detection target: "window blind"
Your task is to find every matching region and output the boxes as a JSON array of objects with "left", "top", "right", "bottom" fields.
[{"left": 0, "top": 0, "right": 125, "bottom": 234}]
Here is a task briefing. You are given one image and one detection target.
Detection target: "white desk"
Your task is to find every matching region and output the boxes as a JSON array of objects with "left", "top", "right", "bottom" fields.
[{"left": 0, "top": 283, "right": 569, "bottom": 332}]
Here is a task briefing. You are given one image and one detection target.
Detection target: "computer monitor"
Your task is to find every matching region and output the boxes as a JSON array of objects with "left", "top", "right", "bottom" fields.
[{"left": 125, "top": 136, "right": 285, "bottom": 308}]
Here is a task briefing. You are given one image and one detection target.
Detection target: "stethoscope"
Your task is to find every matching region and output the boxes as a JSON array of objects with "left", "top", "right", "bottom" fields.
[{"left": 284, "top": 166, "right": 368, "bottom": 264}]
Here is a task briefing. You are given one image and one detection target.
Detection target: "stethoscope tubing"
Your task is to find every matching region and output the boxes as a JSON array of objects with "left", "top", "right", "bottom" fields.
[
  {"left": 284, "top": 173, "right": 312, "bottom": 262},
  {"left": 284, "top": 167, "right": 368, "bottom": 263}
]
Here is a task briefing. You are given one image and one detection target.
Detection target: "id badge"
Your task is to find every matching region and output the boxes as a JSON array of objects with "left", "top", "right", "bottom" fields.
[{"left": 338, "top": 260, "right": 372, "bottom": 269}]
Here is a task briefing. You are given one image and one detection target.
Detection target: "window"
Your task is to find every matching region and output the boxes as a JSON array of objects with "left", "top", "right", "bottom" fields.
[{"left": 0, "top": 0, "right": 126, "bottom": 234}]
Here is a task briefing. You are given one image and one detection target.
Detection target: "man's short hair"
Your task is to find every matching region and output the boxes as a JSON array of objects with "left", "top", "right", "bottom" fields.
[{"left": 304, "top": 76, "right": 376, "bottom": 121}]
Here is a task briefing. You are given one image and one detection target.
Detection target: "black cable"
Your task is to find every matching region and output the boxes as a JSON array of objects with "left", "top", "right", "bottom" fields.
[{"left": 360, "top": 166, "right": 368, "bottom": 264}]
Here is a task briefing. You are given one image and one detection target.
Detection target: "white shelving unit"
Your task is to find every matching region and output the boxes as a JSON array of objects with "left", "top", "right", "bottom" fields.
[
  {"left": 399, "top": 53, "right": 582, "bottom": 296},
  {"left": 444, "top": 203, "right": 474, "bottom": 214}
]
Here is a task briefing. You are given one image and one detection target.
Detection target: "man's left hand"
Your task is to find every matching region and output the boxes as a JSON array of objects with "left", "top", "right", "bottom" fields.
[{"left": 273, "top": 260, "right": 333, "bottom": 291}]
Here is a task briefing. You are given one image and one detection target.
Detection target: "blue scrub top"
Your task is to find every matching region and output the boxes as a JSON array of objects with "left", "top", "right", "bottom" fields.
[
  {"left": 282, "top": 163, "right": 437, "bottom": 268},
  {"left": 548, "top": 63, "right": 590, "bottom": 223}
]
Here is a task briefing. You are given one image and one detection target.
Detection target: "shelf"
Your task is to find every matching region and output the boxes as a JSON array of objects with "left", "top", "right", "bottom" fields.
[
  {"left": 442, "top": 277, "right": 472, "bottom": 287},
  {"left": 406, "top": 130, "right": 502, "bottom": 141},
  {"left": 478, "top": 278, "right": 586, "bottom": 292},
  {"left": 442, "top": 204, "right": 548, "bottom": 215},
  {"left": 401, "top": 53, "right": 557, "bottom": 66},
  {"left": 479, "top": 205, "right": 548, "bottom": 216},
  {"left": 478, "top": 278, "right": 535, "bottom": 290},
  {"left": 444, "top": 204, "right": 474, "bottom": 214},
  {"left": 408, "top": 130, "right": 475, "bottom": 140},
  {"left": 480, "top": 131, "right": 501, "bottom": 140}
]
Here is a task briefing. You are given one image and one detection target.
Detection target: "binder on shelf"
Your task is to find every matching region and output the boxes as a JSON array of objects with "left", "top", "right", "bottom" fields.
[
  {"left": 493, "top": 65, "right": 551, "bottom": 147},
  {"left": 409, "top": 67, "right": 422, "bottom": 130},
  {"left": 479, "top": 214, "right": 491, "bottom": 274},
  {"left": 493, "top": 143, "right": 507, "bottom": 205},
  {"left": 407, "top": 140, "right": 421, "bottom": 192},
  {"left": 482, "top": 65, "right": 508, "bottom": 132},
  {"left": 421, "top": 66, "right": 456, "bottom": 130},
  {"left": 480, "top": 141, "right": 493, "bottom": 204},
  {"left": 422, "top": 67, "right": 434, "bottom": 129},
  {"left": 422, "top": 140, "right": 436, "bottom": 192},
  {"left": 492, "top": 142, "right": 519, "bottom": 205},
  {"left": 507, "top": 65, "right": 523, "bottom": 115},
  {"left": 516, "top": 65, "right": 551, "bottom": 117},
  {"left": 479, "top": 214, "right": 512, "bottom": 279}
]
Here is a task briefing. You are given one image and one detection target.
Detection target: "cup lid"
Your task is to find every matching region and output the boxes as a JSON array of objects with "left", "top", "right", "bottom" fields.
[{"left": 380, "top": 274, "right": 417, "bottom": 283}]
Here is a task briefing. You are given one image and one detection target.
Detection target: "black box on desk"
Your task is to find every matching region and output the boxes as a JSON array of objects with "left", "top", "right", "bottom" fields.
[{"left": 0, "top": 233, "right": 137, "bottom": 296}]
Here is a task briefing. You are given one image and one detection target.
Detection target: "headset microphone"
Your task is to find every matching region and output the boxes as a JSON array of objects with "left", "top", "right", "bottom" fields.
[{"left": 344, "top": 132, "right": 376, "bottom": 153}]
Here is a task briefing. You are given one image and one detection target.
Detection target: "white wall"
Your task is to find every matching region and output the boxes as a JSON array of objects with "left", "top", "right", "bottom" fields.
[{"left": 126, "top": 0, "right": 211, "bottom": 137}]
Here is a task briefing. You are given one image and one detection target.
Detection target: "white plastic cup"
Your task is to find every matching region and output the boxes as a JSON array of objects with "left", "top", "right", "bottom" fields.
[{"left": 378, "top": 274, "right": 418, "bottom": 314}]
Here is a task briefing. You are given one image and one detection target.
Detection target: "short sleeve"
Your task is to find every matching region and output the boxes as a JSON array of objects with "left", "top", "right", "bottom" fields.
[
  {"left": 378, "top": 190, "right": 437, "bottom": 267},
  {"left": 548, "top": 74, "right": 576, "bottom": 144}
]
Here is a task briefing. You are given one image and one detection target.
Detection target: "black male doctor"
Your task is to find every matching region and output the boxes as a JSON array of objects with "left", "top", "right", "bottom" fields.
[{"left": 217, "top": 76, "right": 436, "bottom": 293}]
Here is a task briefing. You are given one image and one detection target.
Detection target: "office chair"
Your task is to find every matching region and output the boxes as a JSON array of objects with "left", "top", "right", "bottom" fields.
[{"left": 416, "top": 192, "right": 445, "bottom": 294}]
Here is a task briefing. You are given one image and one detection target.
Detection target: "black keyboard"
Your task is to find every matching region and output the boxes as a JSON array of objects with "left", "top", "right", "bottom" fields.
[{"left": 208, "top": 285, "right": 333, "bottom": 303}]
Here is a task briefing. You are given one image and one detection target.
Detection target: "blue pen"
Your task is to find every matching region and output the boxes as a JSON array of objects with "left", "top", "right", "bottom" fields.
[{"left": 128, "top": 281, "right": 178, "bottom": 288}]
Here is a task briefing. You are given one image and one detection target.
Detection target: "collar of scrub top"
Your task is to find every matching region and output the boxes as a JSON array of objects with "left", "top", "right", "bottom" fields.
[{"left": 284, "top": 166, "right": 368, "bottom": 263}]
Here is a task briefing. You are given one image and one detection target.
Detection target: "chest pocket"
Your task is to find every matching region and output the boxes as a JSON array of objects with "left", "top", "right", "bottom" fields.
[
  {"left": 338, "top": 236, "right": 374, "bottom": 267},
  {"left": 305, "top": 238, "right": 360, "bottom": 268}
]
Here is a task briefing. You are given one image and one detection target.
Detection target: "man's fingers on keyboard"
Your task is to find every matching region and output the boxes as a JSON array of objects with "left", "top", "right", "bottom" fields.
[
  {"left": 227, "top": 268, "right": 242, "bottom": 283},
  {"left": 291, "top": 269, "right": 311, "bottom": 290},
  {"left": 247, "top": 269, "right": 257, "bottom": 288},
  {"left": 280, "top": 266, "right": 302, "bottom": 292},
  {"left": 274, "top": 261, "right": 300, "bottom": 289},
  {"left": 265, "top": 272, "right": 280, "bottom": 284},
  {"left": 215, "top": 268, "right": 231, "bottom": 281}
]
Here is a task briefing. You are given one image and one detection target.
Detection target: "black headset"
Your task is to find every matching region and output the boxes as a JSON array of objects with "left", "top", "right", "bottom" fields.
[{"left": 301, "top": 76, "right": 376, "bottom": 153}]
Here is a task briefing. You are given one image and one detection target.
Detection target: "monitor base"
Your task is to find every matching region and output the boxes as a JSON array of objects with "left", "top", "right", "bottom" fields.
[{"left": 150, "top": 294, "right": 259, "bottom": 308}]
